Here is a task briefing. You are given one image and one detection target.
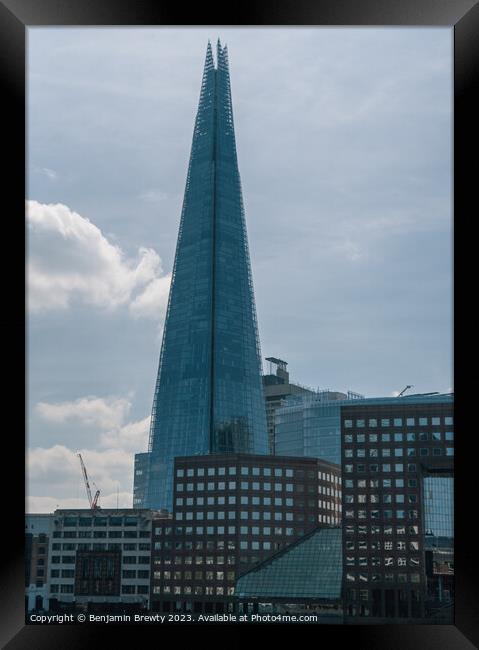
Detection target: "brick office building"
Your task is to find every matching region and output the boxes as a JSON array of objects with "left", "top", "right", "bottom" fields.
[
  {"left": 150, "top": 453, "right": 341, "bottom": 613},
  {"left": 340, "top": 394, "right": 453, "bottom": 622}
]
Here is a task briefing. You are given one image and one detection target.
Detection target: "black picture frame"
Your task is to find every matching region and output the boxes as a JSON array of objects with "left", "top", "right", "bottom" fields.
[{"left": 2, "top": 0, "right": 476, "bottom": 647}]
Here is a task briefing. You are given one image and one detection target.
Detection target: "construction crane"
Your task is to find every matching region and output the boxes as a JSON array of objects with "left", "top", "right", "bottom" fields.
[
  {"left": 397, "top": 385, "right": 413, "bottom": 397},
  {"left": 77, "top": 453, "right": 100, "bottom": 510}
]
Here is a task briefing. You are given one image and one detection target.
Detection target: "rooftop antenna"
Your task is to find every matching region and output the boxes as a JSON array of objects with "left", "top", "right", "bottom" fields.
[{"left": 397, "top": 385, "right": 413, "bottom": 397}]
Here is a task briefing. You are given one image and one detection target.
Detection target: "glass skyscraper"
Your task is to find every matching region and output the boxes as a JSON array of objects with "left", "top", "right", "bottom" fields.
[{"left": 134, "top": 41, "right": 268, "bottom": 511}]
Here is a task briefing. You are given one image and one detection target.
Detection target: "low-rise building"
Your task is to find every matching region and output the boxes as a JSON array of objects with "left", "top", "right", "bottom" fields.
[{"left": 26, "top": 508, "right": 165, "bottom": 613}]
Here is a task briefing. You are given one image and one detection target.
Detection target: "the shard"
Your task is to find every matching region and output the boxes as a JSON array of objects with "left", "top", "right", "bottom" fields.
[{"left": 133, "top": 41, "right": 268, "bottom": 511}]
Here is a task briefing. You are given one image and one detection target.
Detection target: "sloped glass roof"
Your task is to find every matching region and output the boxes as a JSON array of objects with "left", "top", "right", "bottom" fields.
[{"left": 235, "top": 526, "right": 342, "bottom": 599}]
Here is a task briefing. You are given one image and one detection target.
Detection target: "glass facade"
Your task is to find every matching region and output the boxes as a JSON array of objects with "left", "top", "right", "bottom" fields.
[
  {"left": 135, "top": 41, "right": 268, "bottom": 511},
  {"left": 235, "top": 527, "right": 342, "bottom": 599},
  {"left": 423, "top": 476, "right": 453, "bottom": 540},
  {"left": 275, "top": 397, "right": 348, "bottom": 465}
]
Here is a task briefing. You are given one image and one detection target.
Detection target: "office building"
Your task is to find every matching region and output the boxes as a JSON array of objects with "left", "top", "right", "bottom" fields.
[
  {"left": 275, "top": 390, "right": 364, "bottom": 465},
  {"left": 340, "top": 393, "right": 454, "bottom": 622},
  {"left": 30, "top": 508, "right": 162, "bottom": 613},
  {"left": 134, "top": 40, "right": 268, "bottom": 512},
  {"left": 262, "top": 357, "right": 316, "bottom": 454},
  {"left": 150, "top": 453, "right": 341, "bottom": 614}
]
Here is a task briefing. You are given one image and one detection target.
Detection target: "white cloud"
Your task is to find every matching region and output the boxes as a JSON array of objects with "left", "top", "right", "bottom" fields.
[
  {"left": 28, "top": 395, "right": 150, "bottom": 511},
  {"left": 129, "top": 275, "right": 171, "bottom": 319},
  {"left": 100, "top": 415, "right": 151, "bottom": 452},
  {"left": 26, "top": 200, "right": 170, "bottom": 318},
  {"left": 35, "top": 394, "right": 151, "bottom": 453},
  {"left": 36, "top": 395, "right": 132, "bottom": 431},
  {"left": 28, "top": 444, "right": 134, "bottom": 503}
]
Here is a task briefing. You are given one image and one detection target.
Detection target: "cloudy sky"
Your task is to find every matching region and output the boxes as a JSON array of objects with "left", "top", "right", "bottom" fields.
[{"left": 27, "top": 27, "right": 452, "bottom": 512}]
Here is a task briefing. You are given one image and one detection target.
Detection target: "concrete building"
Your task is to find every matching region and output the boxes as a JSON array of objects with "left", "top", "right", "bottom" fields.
[
  {"left": 26, "top": 508, "right": 166, "bottom": 613},
  {"left": 150, "top": 453, "right": 341, "bottom": 614}
]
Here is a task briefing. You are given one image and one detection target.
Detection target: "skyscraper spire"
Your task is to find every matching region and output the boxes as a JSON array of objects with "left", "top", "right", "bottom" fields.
[{"left": 134, "top": 43, "right": 268, "bottom": 511}]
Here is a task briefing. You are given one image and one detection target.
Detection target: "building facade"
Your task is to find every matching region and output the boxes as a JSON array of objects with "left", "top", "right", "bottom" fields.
[
  {"left": 25, "top": 514, "right": 53, "bottom": 613},
  {"left": 275, "top": 391, "right": 363, "bottom": 465},
  {"left": 150, "top": 453, "right": 341, "bottom": 613},
  {"left": 340, "top": 394, "right": 454, "bottom": 622},
  {"left": 134, "top": 40, "right": 268, "bottom": 512},
  {"left": 31, "top": 509, "right": 162, "bottom": 612}
]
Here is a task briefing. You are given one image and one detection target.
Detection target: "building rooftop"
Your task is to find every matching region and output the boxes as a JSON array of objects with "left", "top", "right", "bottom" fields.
[{"left": 235, "top": 526, "right": 342, "bottom": 600}]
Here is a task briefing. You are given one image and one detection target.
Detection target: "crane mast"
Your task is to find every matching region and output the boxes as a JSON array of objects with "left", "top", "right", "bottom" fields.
[{"left": 77, "top": 453, "right": 100, "bottom": 510}]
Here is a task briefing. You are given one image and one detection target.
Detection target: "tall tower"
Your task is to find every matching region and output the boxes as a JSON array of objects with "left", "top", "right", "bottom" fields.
[{"left": 134, "top": 41, "right": 268, "bottom": 511}]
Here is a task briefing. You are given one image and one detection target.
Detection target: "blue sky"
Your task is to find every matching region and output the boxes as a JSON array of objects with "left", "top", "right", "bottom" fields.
[{"left": 26, "top": 27, "right": 452, "bottom": 511}]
